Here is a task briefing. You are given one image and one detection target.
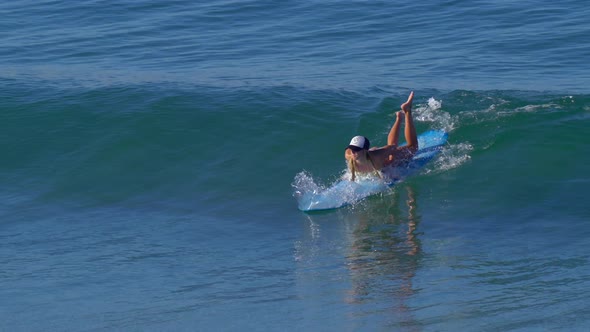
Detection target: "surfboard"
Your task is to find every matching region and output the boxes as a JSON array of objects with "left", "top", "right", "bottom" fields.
[{"left": 296, "top": 130, "right": 448, "bottom": 212}]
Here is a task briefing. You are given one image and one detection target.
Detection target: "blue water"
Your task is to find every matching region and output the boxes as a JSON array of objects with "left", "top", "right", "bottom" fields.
[{"left": 2, "top": 1, "right": 590, "bottom": 331}]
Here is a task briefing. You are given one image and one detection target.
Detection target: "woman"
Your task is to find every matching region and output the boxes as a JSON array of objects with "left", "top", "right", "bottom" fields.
[{"left": 345, "top": 91, "right": 418, "bottom": 181}]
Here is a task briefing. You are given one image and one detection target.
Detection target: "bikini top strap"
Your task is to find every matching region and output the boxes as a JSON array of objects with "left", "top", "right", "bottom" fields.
[{"left": 367, "top": 153, "right": 383, "bottom": 179}]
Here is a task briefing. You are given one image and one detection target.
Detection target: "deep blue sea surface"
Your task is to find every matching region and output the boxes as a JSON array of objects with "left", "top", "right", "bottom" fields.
[{"left": 2, "top": 1, "right": 590, "bottom": 331}]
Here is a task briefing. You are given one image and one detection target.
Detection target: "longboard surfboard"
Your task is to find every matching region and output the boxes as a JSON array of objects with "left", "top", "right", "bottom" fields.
[{"left": 296, "top": 130, "right": 448, "bottom": 212}]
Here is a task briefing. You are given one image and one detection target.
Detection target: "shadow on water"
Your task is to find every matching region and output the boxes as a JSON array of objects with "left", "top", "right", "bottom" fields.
[{"left": 296, "top": 184, "right": 424, "bottom": 329}]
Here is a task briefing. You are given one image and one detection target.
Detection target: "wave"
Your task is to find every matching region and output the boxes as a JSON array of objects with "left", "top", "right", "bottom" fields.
[
  {"left": 291, "top": 89, "right": 590, "bottom": 209},
  {"left": 1, "top": 84, "right": 588, "bottom": 213}
]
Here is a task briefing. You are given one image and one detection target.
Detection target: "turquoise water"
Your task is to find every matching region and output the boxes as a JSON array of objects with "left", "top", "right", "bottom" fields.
[{"left": 2, "top": 1, "right": 590, "bottom": 331}]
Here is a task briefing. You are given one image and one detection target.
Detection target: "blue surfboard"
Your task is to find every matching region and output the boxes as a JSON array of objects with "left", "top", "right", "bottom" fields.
[{"left": 296, "top": 130, "right": 448, "bottom": 212}]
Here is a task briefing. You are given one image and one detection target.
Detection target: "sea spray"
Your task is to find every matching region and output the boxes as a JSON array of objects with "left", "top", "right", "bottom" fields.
[
  {"left": 292, "top": 171, "right": 389, "bottom": 211},
  {"left": 415, "top": 97, "right": 455, "bottom": 132}
]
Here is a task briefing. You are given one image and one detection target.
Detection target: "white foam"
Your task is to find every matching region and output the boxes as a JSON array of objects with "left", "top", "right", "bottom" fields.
[
  {"left": 435, "top": 142, "right": 473, "bottom": 172},
  {"left": 415, "top": 97, "right": 455, "bottom": 132},
  {"left": 512, "top": 103, "right": 560, "bottom": 114},
  {"left": 419, "top": 142, "right": 473, "bottom": 176},
  {"left": 427, "top": 97, "right": 442, "bottom": 110}
]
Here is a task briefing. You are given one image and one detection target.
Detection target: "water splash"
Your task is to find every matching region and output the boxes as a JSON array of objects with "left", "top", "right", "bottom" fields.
[
  {"left": 292, "top": 171, "right": 389, "bottom": 211},
  {"left": 435, "top": 143, "right": 473, "bottom": 172},
  {"left": 428, "top": 97, "right": 443, "bottom": 110},
  {"left": 415, "top": 97, "right": 455, "bottom": 132},
  {"left": 292, "top": 171, "right": 325, "bottom": 202},
  {"left": 417, "top": 97, "right": 477, "bottom": 173}
]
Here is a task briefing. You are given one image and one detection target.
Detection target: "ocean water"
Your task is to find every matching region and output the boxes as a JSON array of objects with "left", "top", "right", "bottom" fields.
[{"left": 1, "top": 1, "right": 590, "bottom": 331}]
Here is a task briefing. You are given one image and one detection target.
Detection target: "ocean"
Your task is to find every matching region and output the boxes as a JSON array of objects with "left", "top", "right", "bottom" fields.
[{"left": 1, "top": 0, "right": 590, "bottom": 331}]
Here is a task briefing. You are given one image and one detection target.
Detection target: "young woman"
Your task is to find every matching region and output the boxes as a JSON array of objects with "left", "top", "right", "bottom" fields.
[{"left": 345, "top": 91, "right": 418, "bottom": 181}]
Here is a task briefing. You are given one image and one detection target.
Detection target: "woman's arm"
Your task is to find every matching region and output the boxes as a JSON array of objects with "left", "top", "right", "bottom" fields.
[
  {"left": 368, "top": 145, "right": 398, "bottom": 169},
  {"left": 344, "top": 148, "right": 356, "bottom": 181}
]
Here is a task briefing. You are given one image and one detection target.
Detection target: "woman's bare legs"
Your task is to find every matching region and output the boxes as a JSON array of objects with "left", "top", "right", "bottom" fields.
[
  {"left": 387, "top": 91, "right": 418, "bottom": 149},
  {"left": 401, "top": 91, "right": 418, "bottom": 152},
  {"left": 387, "top": 111, "right": 404, "bottom": 146}
]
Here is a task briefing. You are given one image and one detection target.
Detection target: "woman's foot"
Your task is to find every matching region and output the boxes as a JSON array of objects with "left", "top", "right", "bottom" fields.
[{"left": 401, "top": 91, "right": 414, "bottom": 114}]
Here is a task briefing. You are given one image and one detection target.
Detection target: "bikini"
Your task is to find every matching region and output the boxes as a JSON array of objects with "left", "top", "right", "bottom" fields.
[{"left": 351, "top": 153, "right": 383, "bottom": 180}]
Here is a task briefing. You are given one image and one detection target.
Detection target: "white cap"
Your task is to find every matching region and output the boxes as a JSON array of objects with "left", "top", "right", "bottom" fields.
[{"left": 347, "top": 136, "right": 370, "bottom": 150}]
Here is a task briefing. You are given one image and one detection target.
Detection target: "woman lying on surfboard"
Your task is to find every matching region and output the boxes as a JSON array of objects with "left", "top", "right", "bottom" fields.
[{"left": 345, "top": 91, "right": 418, "bottom": 181}]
